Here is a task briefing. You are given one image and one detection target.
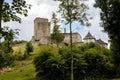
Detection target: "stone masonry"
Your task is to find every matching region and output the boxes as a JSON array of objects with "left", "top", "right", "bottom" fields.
[
  {"left": 32, "top": 17, "right": 82, "bottom": 44},
  {"left": 32, "top": 18, "right": 51, "bottom": 44}
]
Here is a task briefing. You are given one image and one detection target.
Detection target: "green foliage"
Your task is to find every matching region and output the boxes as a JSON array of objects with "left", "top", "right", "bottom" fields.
[
  {"left": 54, "top": 0, "right": 90, "bottom": 79},
  {"left": 15, "top": 54, "right": 24, "bottom": 61},
  {"left": 14, "top": 50, "right": 25, "bottom": 61},
  {"left": 0, "top": 41, "right": 13, "bottom": 53},
  {"left": 1, "top": 0, "right": 31, "bottom": 23},
  {"left": 12, "top": 40, "right": 27, "bottom": 45},
  {"left": 0, "top": 27, "right": 19, "bottom": 53},
  {"left": 25, "top": 41, "right": 33, "bottom": 55},
  {"left": 51, "top": 13, "right": 65, "bottom": 47},
  {"left": 0, "top": 50, "right": 15, "bottom": 69},
  {"left": 83, "top": 49, "right": 111, "bottom": 76},
  {"left": 0, "top": 50, "right": 4, "bottom": 69},
  {"left": 23, "top": 51, "right": 29, "bottom": 60},
  {"left": 54, "top": 0, "right": 90, "bottom": 25},
  {"left": 94, "top": 0, "right": 120, "bottom": 73},
  {"left": 34, "top": 43, "right": 114, "bottom": 80},
  {"left": 2, "top": 27, "right": 19, "bottom": 41},
  {"left": 34, "top": 47, "right": 64, "bottom": 80},
  {"left": 0, "top": 0, "right": 31, "bottom": 44},
  {"left": 0, "top": 28, "right": 18, "bottom": 68}
]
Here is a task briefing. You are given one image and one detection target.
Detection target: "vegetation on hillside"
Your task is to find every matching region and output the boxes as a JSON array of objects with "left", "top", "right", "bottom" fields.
[
  {"left": 34, "top": 43, "right": 115, "bottom": 80},
  {"left": 0, "top": 0, "right": 120, "bottom": 80},
  {"left": 0, "top": 43, "right": 120, "bottom": 80},
  {"left": 53, "top": 0, "right": 90, "bottom": 79}
]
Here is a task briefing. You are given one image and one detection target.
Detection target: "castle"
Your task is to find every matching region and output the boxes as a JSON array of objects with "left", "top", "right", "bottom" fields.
[{"left": 32, "top": 17, "right": 107, "bottom": 47}]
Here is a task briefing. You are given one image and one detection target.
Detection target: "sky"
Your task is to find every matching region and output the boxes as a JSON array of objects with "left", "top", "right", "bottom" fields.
[{"left": 3, "top": 0, "right": 109, "bottom": 43}]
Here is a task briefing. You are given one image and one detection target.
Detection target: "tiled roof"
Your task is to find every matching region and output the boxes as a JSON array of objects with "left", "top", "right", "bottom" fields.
[
  {"left": 83, "top": 32, "right": 95, "bottom": 40},
  {"left": 96, "top": 39, "right": 107, "bottom": 45},
  {"left": 64, "top": 32, "right": 79, "bottom": 35}
]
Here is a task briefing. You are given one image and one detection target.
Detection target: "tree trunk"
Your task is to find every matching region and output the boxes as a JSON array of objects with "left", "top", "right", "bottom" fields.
[
  {"left": 70, "top": 21, "right": 73, "bottom": 80},
  {"left": 0, "top": 0, "right": 4, "bottom": 28},
  {"left": 67, "top": 0, "right": 73, "bottom": 80},
  {"left": 0, "top": 0, "right": 4, "bottom": 43}
]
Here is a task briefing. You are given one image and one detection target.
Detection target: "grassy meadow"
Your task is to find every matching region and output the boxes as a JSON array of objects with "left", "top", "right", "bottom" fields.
[
  {"left": 0, "top": 44, "right": 120, "bottom": 80},
  {"left": 0, "top": 65, "right": 35, "bottom": 80}
]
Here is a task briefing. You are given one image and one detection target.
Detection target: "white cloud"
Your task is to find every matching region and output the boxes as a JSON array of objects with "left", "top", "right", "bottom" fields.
[{"left": 2, "top": 0, "right": 109, "bottom": 42}]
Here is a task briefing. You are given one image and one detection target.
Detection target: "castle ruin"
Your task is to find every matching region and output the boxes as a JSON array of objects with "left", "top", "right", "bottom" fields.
[
  {"left": 32, "top": 17, "right": 107, "bottom": 47},
  {"left": 32, "top": 17, "right": 82, "bottom": 44},
  {"left": 32, "top": 18, "right": 51, "bottom": 44}
]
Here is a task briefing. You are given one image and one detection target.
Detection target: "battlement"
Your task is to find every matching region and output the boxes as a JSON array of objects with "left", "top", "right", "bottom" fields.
[{"left": 34, "top": 17, "right": 48, "bottom": 22}]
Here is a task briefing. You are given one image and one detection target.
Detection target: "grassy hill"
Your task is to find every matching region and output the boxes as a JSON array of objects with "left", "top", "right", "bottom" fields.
[
  {"left": 0, "top": 64, "right": 35, "bottom": 80},
  {"left": 0, "top": 44, "right": 120, "bottom": 80},
  {"left": 0, "top": 44, "right": 40, "bottom": 80}
]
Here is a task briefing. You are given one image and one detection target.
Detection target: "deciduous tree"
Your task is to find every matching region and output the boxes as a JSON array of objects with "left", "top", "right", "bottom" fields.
[
  {"left": 0, "top": 0, "right": 31, "bottom": 38},
  {"left": 94, "top": 0, "right": 120, "bottom": 75},
  {"left": 51, "top": 13, "right": 65, "bottom": 47},
  {"left": 54, "top": 0, "right": 90, "bottom": 79}
]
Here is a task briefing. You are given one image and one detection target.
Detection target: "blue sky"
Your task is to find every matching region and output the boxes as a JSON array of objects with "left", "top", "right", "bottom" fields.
[
  {"left": 3, "top": 0, "right": 109, "bottom": 42},
  {"left": 5, "top": 0, "right": 12, "bottom": 3}
]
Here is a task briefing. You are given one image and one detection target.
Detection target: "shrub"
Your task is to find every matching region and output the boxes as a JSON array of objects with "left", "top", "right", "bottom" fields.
[
  {"left": 0, "top": 50, "right": 5, "bottom": 69},
  {"left": 0, "top": 50, "right": 15, "bottom": 69},
  {"left": 0, "top": 41, "right": 13, "bottom": 53},
  {"left": 26, "top": 41, "right": 33, "bottom": 55},
  {"left": 34, "top": 43, "right": 114, "bottom": 80},
  {"left": 23, "top": 51, "right": 29, "bottom": 60},
  {"left": 34, "top": 47, "right": 64, "bottom": 80},
  {"left": 80, "top": 43, "right": 114, "bottom": 78}
]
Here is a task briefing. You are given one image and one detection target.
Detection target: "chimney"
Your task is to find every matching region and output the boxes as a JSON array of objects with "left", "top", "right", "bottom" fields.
[{"left": 64, "top": 28, "right": 66, "bottom": 33}]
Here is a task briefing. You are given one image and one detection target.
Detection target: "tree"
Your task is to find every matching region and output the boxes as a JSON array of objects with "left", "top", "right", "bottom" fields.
[
  {"left": 25, "top": 41, "right": 33, "bottom": 55},
  {"left": 34, "top": 47, "right": 64, "bottom": 80},
  {"left": 34, "top": 43, "right": 113, "bottom": 80},
  {"left": 51, "top": 13, "right": 65, "bottom": 47},
  {"left": 54, "top": 0, "right": 90, "bottom": 80},
  {"left": 0, "top": 27, "right": 19, "bottom": 53},
  {"left": 0, "top": 0, "right": 31, "bottom": 38},
  {"left": 0, "top": 50, "right": 15, "bottom": 69},
  {"left": 94, "top": 0, "right": 120, "bottom": 75}
]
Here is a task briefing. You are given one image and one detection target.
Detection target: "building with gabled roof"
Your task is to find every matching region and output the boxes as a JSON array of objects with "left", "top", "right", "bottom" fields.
[
  {"left": 31, "top": 17, "right": 108, "bottom": 48},
  {"left": 83, "top": 32, "right": 108, "bottom": 48},
  {"left": 96, "top": 39, "right": 108, "bottom": 47},
  {"left": 83, "top": 31, "right": 96, "bottom": 43}
]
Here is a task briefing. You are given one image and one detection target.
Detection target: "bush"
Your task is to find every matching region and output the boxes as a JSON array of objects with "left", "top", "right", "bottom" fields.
[
  {"left": 26, "top": 41, "right": 33, "bottom": 55},
  {"left": 0, "top": 50, "right": 5, "bottom": 69},
  {"left": 83, "top": 48, "right": 113, "bottom": 77},
  {"left": 34, "top": 47, "right": 64, "bottom": 80},
  {"left": 0, "top": 41, "right": 13, "bottom": 53},
  {"left": 34, "top": 43, "right": 114, "bottom": 80},
  {"left": 23, "top": 51, "right": 29, "bottom": 60},
  {"left": 0, "top": 50, "right": 15, "bottom": 69}
]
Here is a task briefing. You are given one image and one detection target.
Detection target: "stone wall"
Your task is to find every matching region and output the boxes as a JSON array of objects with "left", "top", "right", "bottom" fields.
[
  {"left": 32, "top": 17, "right": 82, "bottom": 45},
  {"left": 32, "top": 18, "right": 51, "bottom": 44},
  {"left": 63, "top": 33, "right": 82, "bottom": 43}
]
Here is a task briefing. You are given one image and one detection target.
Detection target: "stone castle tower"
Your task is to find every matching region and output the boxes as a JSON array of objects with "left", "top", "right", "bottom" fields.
[
  {"left": 32, "top": 18, "right": 51, "bottom": 44},
  {"left": 31, "top": 17, "right": 107, "bottom": 47},
  {"left": 32, "top": 17, "right": 83, "bottom": 45}
]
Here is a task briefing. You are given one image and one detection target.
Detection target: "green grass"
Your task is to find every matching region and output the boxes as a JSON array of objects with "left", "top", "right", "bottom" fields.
[
  {"left": 113, "top": 78, "right": 120, "bottom": 80},
  {"left": 0, "top": 44, "right": 120, "bottom": 80},
  {"left": 0, "top": 44, "right": 38, "bottom": 80},
  {"left": 0, "top": 64, "right": 36, "bottom": 80}
]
